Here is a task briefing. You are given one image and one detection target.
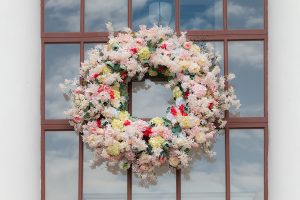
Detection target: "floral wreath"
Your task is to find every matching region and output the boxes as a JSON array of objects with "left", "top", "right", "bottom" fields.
[{"left": 61, "top": 23, "right": 240, "bottom": 185}]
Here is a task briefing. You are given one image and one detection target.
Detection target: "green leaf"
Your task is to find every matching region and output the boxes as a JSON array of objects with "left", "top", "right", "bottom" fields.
[
  {"left": 172, "top": 123, "right": 182, "bottom": 136},
  {"left": 83, "top": 112, "right": 90, "bottom": 119}
]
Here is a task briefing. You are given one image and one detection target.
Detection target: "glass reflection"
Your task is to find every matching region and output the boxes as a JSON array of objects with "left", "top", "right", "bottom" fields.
[
  {"left": 180, "top": 0, "right": 223, "bottom": 30},
  {"left": 45, "top": 131, "right": 78, "bottom": 200},
  {"left": 83, "top": 146, "right": 127, "bottom": 199},
  {"left": 228, "top": 41, "right": 264, "bottom": 117},
  {"left": 197, "top": 41, "right": 224, "bottom": 75},
  {"left": 132, "top": 79, "right": 174, "bottom": 118},
  {"left": 182, "top": 131, "right": 225, "bottom": 200},
  {"left": 85, "top": 0, "right": 128, "bottom": 32},
  {"left": 228, "top": 0, "right": 264, "bottom": 29},
  {"left": 45, "top": 0, "right": 80, "bottom": 32},
  {"left": 230, "top": 129, "right": 264, "bottom": 200},
  {"left": 133, "top": 0, "right": 175, "bottom": 31},
  {"left": 45, "top": 44, "right": 80, "bottom": 119},
  {"left": 132, "top": 167, "right": 176, "bottom": 200}
]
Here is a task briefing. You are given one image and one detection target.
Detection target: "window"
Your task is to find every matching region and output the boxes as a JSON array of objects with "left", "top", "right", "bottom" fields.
[{"left": 41, "top": 0, "right": 268, "bottom": 200}]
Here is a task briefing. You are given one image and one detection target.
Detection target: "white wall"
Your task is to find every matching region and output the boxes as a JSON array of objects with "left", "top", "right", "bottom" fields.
[
  {"left": 0, "top": 0, "right": 300, "bottom": 200},
  {"left": 0, "top": 0, "right": 40, "bottom": 200},
  {"left": 268, "top": 0, "right": 300, "bottom": 199}
]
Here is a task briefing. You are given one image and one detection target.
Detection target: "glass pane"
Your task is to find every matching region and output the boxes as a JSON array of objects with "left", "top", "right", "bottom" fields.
[
  {"left": 197, "top": 41, "right": 224, "bottom": 75},
  {"left": 45, "top": 44, "right": 80, "bottom": 119},
  {"left": 84, "top": 43, "right": 102, "bottom": 59},
  {"left": 45, "top": 131, "right": 78, "bottom": 200},
  {"left": 182, "top": 131, "right": 225, "bottom": 200},
  {"left": 133, "top": 0, "right": 175, "bottom": 31},
  {"left": 83, "top": 146, "right": 127, "bottom": 199},
  {"left": 228, "top": 41, "right": 264, "bottom": 117},
  {"left": 85, "top": 0, "right": 128, "bottom": 32},
  {"left": 133, "top": 168, "right": 176, "bottom": 199},
  {"left": 45, "top": 0, "right": 80, "bottom": 32},
  {"left": 228, "top": 0, "right": 264, "bottom": 29},
  {"left": 132, "top": 79, "right": 174, "bottom": 118},
  {"left": 230, "top": 129, "right": 264, "bottom": 200},
  {"left": 180, "top": 0, "right": 223, "bottom": 30}
]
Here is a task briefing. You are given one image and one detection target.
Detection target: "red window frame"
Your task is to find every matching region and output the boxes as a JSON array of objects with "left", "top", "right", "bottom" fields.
[{"left": 41, "top": 0, "right": 268, "bottom": 200}]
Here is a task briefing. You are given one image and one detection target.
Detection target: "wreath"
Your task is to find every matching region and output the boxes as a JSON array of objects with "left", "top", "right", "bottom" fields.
[{"left": 61, "top": 23, "right": 240, "bottom": 185}]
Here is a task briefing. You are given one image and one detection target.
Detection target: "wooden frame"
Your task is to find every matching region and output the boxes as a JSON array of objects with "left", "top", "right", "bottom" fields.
[{"left": 41, "top": 0, "right": 268, "bottom": 199}]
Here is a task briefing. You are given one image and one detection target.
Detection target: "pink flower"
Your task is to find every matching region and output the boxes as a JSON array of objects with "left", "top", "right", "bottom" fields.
[
  {"left": 73, "top": 115, "right": 81, "bottom": 123},
  {"left": 192, "top": 84, "right": 207, "bottom": 98},
  {"left": 183, "top": 42, "right": 192, "bottom": 50}
]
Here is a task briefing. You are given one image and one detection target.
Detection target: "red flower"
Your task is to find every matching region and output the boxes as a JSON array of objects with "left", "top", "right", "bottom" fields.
[
  {"left": 208, "top": 102, "right": 214, "bottom": 110},
  {"left": 184, "top": 91, "right": 190, "bottom": 99},
  {"left": 157, "top": 65, "right": 165, "bottom": 72},
  {"left": 143, "top": 127, "right": 152, "bottom": 137},
  {"left": 92, "top": 73, "right": 99, "bottom": 79},
  {"left": 130, "top": 47, "right": 138, "bottom": 54},
  {"left": 97, "top": 118, "right": 101, "bottom": 128},
  {"left": 123, "top": 120, "right": 131, "bottom": 126},
  {"left": 109, "top": 90, "right": 115, "bottom": 99},
  {"left": 160, "top": 43, "right": 167, "bottom": 49},
  {"left": 121, "top": 71, "right": 127, "bottom": 83},
  {"left": 179, "top": 104, "right": 188, "bottom": 116},
  {"left": 170, "top": 106, "right": 177, "bottom": 116}
]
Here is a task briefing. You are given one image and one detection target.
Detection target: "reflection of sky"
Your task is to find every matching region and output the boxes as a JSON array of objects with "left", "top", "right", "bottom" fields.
[
  {"left": 228, "top": 0, "right": 264, "bottom": 29},
  {"left": 85, "top": 0, "right": 128, "bottom": 32},
  {"left": 83, "top": 146, "right": 127, "bottom": 199},
  {"left": 45, "top": 131, "right": 78, "bottom": 200},
  {"left": 230, "top": 129, "right": 264, "bottom": 200},
  {"left": 45, "top": 0, "right": 80, "bottom": 32},
  {"left": 180, "top": 0, "right": 223, "bottom": 30},
  {"left": 228, "top": 41, "right": 264, "bottom": 117},
  {"left": 45, "top": 44, "right": 80, "bottom": 119},
  {"left": 132, "top": 0, "right": 175, "bottom": 31},
  {"left": 182, "top": 131, "right": 225, "bottom": 200},
  {"left": 132, "top": 80, "right": 174, "bottom": 118}
]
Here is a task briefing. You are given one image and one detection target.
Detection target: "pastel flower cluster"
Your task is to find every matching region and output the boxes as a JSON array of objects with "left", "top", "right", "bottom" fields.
[{"left": 61, "top": 23, "right": 240, "bottom": 185}]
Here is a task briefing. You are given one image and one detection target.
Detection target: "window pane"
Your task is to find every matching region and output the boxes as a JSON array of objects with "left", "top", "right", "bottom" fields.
[
  {"left": 83, "top": 146, "right": 127, "bottom": 199},
  {"left": 133, "top": 0, "right": 175, "bottom": 31},
  {"left": 180, "top": 0, "right": 223, "bottom": 30},
  {"left": 230, "top": 129, "right": 264, "bottom": 200},
  {"left": 182, "top": 131, "right": 225, "bottom": 200},
  {"left": 45, "top": 131, "right": 78, "bottom": 200},
  {"left": 45, "top": 44, "right": 80, "bottom": 119},
  {"left": 197, "top": 41, "right": 224, "bottom": 75},
  {"left": 228, "top": 41, "right": 264, "bottom": 117},
  {"left": 85, "top": 0, "right": 128, "bottom": 32},
  {"left": 133, "top": 168, "right": 176, "bottom": 199},
  {"left": 45, "top": 0, "right": 80, "bottom": 32},
  {"left": 132, "top": 79, "right": 174, "bottom": 118},
  {"left": 228, "top": 0, "right": 264, "bottom": 29}
]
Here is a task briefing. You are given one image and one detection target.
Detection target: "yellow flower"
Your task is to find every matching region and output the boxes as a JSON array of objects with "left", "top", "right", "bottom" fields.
[
  {"left": 111, "top": 119, "right": 124, "bottom": 131},
  {"left": 169, "top": 157, "right": 180, "bottom": 167},
  {"left": 150, "top": 117, "right": 164, "bottom": 126},
  {"left": 113, "top": 89, "right": 120, "bottom": 100},
  {"left": 148, "top": 68, "right": 158, "bottom": 76},
  {"left": 149, "top": 136, "right": 165, "bottom": 149},
  {"left": 195, "top": 132, "right": 206, "bottom": 144},
  {"left": 107, "top": 143, "right": 121, "bottom": 156},
  {"left": 100, "top": 65, "right": 112, "bottom": 74},
  {"left": 180, "top": 116, "right": 190, "bottom": 129},
  {"left": 118, "top": 111, "right": 130, "bottom": 121},
  {"left": 112, "top": 82, "right": 120, "bottom": 90},
  {"left": 172, "top": 86, "right": 182, "bottom": 98},
  {"left": 138, "top": 47, "right": 151, "bottom": 60},
  {"left": 179, "top": 60, "right": 190, "bottom": 71}
]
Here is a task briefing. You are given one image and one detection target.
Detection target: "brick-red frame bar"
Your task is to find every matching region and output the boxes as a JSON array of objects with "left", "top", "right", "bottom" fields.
[{"left": 41, "top": 0, "right": 268, "bottom": 199}]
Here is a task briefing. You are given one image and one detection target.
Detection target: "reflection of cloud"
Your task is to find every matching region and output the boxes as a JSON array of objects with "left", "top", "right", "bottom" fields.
[
  {"left": 85, "top": 0, "right": 128, "bottom": 31},
  {"left": 229, "top": 41, "right": 264, "bottom": 69},
  {"left": 45, "top": 45, "right": 79, "bottom": 119},
  {"left": 132, "top": 79, "right": 174, "bottom": 118},
  {"left": 180, "top": 0, "right": 223, "bottom": 30},
  {"left": 228, "top": 1, "right": 263, "bottom": 29},
  {"left": 46, "top": 132, "right": 78, "bottom": 200}
]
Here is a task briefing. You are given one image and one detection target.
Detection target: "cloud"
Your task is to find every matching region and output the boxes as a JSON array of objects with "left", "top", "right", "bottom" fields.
[{"left": 229, "top": 41, "right": 264, "bottom": 69}]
